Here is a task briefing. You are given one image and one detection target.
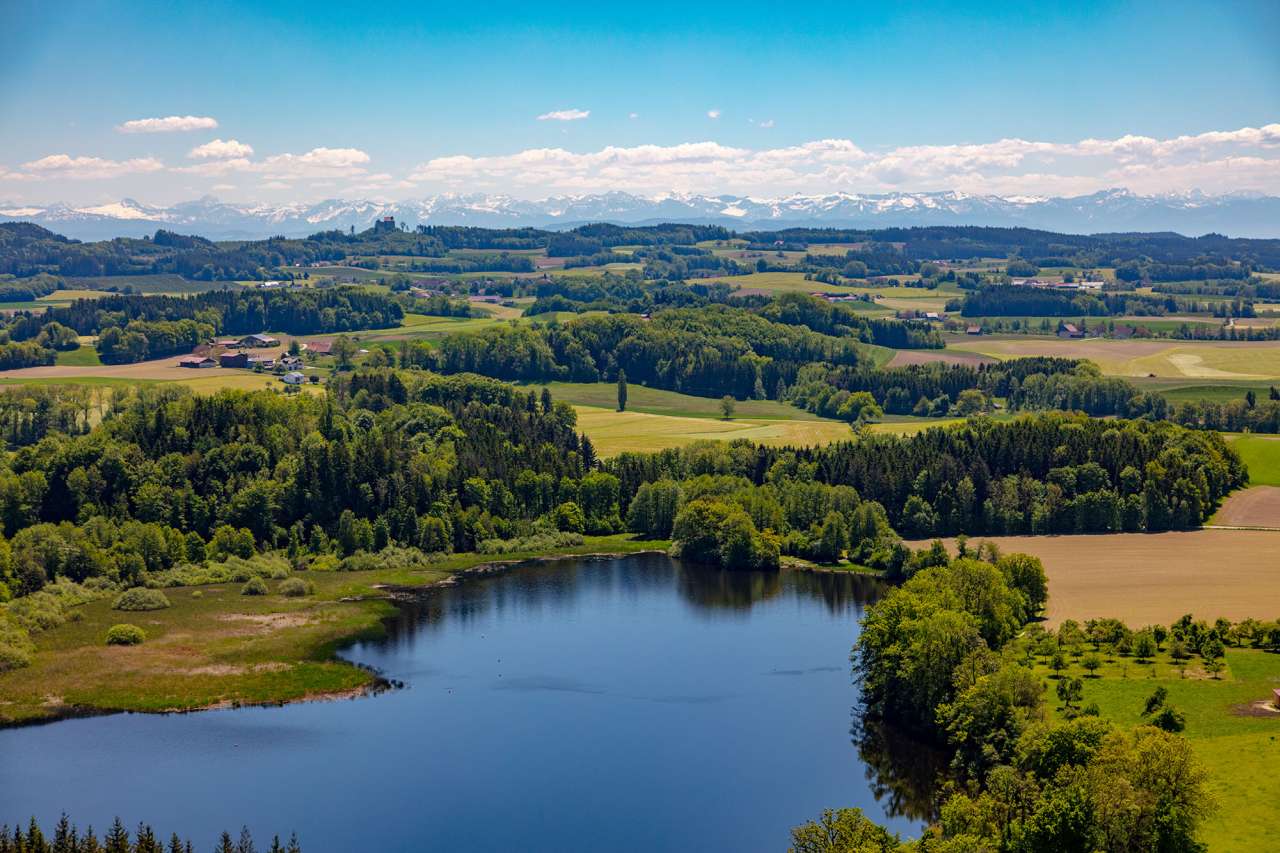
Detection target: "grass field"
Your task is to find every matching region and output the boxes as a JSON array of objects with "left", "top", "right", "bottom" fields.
[
  {"left": 946, "top": 334, "right": 1280, "bottom": 379},
  {"left": 912, "top": 530, "right": 1280, "bottom": 626},
  {"left": 0, "top": 535, "right": 663, "bottom": 726},
  {"left": 1130, "top": 377, "right": 1275, "bottom": 404},
  {"left": 54, "top": 346, "right": 103, "bottom": 367},
  {"left": 1024, "top": 642, "right": 1280, "bottom": 851},
  {"left": 1228, "top": 434, "right": 1280, "bottom": 486},
  {"left": 572, "top": 404, "right": 853, "bottom": 456},
  {"left": 533, "top": 381, "right": 831, "bottom": 421}
]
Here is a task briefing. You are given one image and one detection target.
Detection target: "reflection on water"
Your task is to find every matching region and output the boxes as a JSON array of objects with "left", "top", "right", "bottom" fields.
[
  {"left": 854, "top": 719, "right": 949, "bottom": 823},
  {"left": 0, "top": 553, "right": 931, "bottom": 853}
]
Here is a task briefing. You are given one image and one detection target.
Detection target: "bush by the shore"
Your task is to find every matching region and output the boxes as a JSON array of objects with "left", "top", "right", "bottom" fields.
[
  {"left": 279, "top": 577, "right": 314, "bottom": 597},
  {"left": 241, "top": 577, "right": 269, "bottom": 596},
  {"left": 105, "top": 624, "right": 146, "bottom": 646},
  {"left": 113, "top": 588, "right": 171, "bottom": 611}
]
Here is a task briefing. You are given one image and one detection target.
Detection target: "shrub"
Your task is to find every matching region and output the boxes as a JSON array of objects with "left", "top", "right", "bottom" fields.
[
  {"left": 0, "top": 615, "right": 34, "bottom": 672},
  {"left": 307, "top": 554, "right": 340, "bottom": 572},
  {"left": 105, "top": 624, "right": 146, "bottom": 646},
  {"left": 278, "top": 577, "right": 313, "bottom": 598},
  {"left": 113, "top": 587, "right": 172, "bottom": 612},
  {"left": 240, "top": 577, "right": 269, "bottom": 596},
  {"left": 477, "top": 531, "right": 584, "bottom": 555}
]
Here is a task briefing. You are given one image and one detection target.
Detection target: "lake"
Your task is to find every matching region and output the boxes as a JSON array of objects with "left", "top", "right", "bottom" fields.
[{"left": 0, "top": 554, "right": 927, "bottom": 851}]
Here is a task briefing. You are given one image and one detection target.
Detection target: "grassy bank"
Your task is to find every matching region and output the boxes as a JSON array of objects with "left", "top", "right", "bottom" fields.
[
  {"left": 0, "top": 535, "right": 666, "bottom": 727},
  {"left": 1029, "top": 643, "right": 1280, "bottom": 852}
]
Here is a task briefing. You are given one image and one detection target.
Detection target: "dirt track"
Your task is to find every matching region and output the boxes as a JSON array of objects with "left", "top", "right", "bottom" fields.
[{"left": 888, "top": 349, "right": 997, "bottom": 367}]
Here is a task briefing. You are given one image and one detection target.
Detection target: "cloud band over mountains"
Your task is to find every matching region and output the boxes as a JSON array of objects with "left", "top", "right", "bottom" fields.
[{"left": 4, "top": 122, "right": 1278, "bottom": 200}]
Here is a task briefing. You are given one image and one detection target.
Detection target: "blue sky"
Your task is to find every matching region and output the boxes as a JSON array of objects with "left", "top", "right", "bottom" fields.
[{"left": 1, "top": 0, "right": 1277, "bottom": 205}]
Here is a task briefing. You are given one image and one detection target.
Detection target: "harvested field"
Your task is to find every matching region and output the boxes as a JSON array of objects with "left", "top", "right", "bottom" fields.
[
  {"left": 910, "top": 529, "right": 1280, "bottom": 625},
  {"left": 888, "top": 349, "right": 997, "bottom": 367},
  {"left": 946, "top": 334, "right": 1280, "bottom": 379},
  {"left": 1212, "top": 487, "right": 1280, "bottom": 528}
]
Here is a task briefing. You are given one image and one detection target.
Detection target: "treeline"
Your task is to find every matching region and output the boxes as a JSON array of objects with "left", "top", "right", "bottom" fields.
[
  {"left": 0, "top": 289, "right": 402, "bottom": 366},
  {"left": 606, "top": 413, "right": 1245, "bottom": 537},
  {"left": 0, "top": 816, "right": 299, "bottom": 853},
  {"left": 959, "top": 284, "right": 1193, "bottom": 318},
  {"left": 416, "top": 306, "right": 868, "bottom": 399}
]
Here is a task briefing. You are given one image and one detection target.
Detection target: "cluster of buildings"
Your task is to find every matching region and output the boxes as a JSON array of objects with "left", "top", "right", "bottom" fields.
[
  {"left": 1011, "top": 278, "right": 1106, "bottom": 292},
  {"left": 175, "top": 333, "right": 336, "bottom": 386}
]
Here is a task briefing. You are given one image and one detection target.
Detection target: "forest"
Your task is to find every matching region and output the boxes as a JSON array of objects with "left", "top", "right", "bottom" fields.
[{"left": 0, "top": 816, "right": 299, "bottom": 853}]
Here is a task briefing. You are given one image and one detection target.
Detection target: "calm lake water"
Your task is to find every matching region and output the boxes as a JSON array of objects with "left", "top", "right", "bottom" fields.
[{"left": 0, "top": 554, "right": 928, "bottom": 851}]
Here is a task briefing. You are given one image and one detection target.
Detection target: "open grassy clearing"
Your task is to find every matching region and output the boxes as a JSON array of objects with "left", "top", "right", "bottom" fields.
[
  {"left": 1025, "top": 643, "right": 1280, "bottom": 852},
  {"left": 530, "top": 381, "right": 832, "bottom": 421},
  {"left": 572, "top": 405, "right": 853, "bottom": 456},
  {"left": 1227, "top": 434, "right": 1280, "bottom": 486},
  {"left": 701, "top": 271, "right": 864, "bottom": 294},
  {"left": 54, "top": 346, "right": 103, "bottom": 367},
  {"left": 0, "top": 535, "right": 665, "bottom": 726},
  {"left": 946, "top": 334, "right": 1280, "bottom": 379},
  {"left": 912, "top": 530, "right": 1280, "bottom": 626}
]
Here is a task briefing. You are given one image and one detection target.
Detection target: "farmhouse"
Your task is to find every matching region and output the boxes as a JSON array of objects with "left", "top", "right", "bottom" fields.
[
  {"left": 303, "top": 339, "right": 333, "bottom": 355},
  {"left": 282, "top": 371, "right": 306, "bottom": 385},
  {"left": 214, "top": 339, "right": 241, "bottom": 348},
  {"left": 240, "top": 333, "right": 280, "bottom": 348},
  {"left": 1112, "top": 324, "right": 1135, "bottom": 339},
  {"left": 247, "top": 355, "right": 275, "bottom": 369},
  {"left": 219, "top": 352, "right": 250, "bottom": 369},
  {"left": 177, "top": 355, "right": 216, "bottom": 369},
  {"left": 1058, "top": 323, "right": 1084, "bottom": 339},
  {"left": 966, "top": 325, "right": 983, "bottom": 335}
]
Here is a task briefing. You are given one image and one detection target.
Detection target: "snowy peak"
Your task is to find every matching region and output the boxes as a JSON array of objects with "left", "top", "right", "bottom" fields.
[{"left": 2, "top": 190, "right": 1279, "bottom": 239}]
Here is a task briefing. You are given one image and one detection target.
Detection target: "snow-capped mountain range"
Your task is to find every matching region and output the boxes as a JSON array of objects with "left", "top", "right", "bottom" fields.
[{"left": 3, "top": 189, "right": 1279, "bottom": 240}]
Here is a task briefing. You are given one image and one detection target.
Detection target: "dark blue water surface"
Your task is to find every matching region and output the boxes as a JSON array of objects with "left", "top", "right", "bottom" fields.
[{"left": 0, "top": 554, "right": 927, "bottom": 851}]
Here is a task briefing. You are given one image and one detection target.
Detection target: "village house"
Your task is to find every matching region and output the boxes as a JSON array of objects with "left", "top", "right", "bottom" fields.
[
  {"left": 240, "top": 333, "right": 280, "bottom": 348},
  {"left": 177, "top": 355, "right": 216, "bottom": 369},
  {"left": 281, "top": 371, "right": 306, "bottom": 385},
  {"left": 1058, "top": 323, "right": 1085, "bottom": 339},
  {"left": 214, "top": 338, "right": 241, "bottom": 349},
  {"left": 303, "top": 339, "right": 333, "bottom": 356},
  {"left": 247, "top": 355, "right": 275, "bottom": 369},
  {"left": 219, "top": 352, "right": 250, "bottom": 369},
  {"left": 966, "top": 325, "right": 983, "bottom": 335},
  {"left": 1112, "top": 324, "right": 1136, "bottom": 339}
]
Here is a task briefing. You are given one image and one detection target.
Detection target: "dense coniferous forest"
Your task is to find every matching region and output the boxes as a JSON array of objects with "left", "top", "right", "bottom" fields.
[{"left": 0, "top": 816, "right": 299, "bottom": 853}]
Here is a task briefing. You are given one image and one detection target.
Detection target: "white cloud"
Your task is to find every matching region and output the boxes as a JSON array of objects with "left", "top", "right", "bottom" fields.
[
  {"left": 189, "top": 139, "right": 254, "bottom": 159},
  {"left": 759, "top": 119, "right": 775, "bottom": 129},
  {"left": 260, "top": 181, "right": 291, "bottom": 190},
  {"left": 405, "top": 122, "right": 1280, "bottom": 197},
  {"left": 536, "top": 109, "right": 590, "bottom": 122},
  {"left": 211, "top": 183, "right": 235, "bottom": 191},
  {"left": 707, "top": 109, "right": 721, "bottom": 120},
  {"left": 117, "top": 115, "right": 218, "bottom": 133},
  {"left": 629, "top": 112, "right": 639, "bottom": 120},
  {"left": 173, "top": 146, "right": 371, "bottom": 179},
  {"left": 21, "top": 154, "right": 165, "bottom": 179}
]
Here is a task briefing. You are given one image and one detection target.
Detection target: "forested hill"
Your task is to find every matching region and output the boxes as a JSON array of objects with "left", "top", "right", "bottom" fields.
[{"left": 1, "top": 220, "right": 1277, "bottom": 281}]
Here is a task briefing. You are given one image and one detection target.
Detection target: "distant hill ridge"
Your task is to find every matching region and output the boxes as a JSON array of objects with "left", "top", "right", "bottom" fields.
[{"left": 3, "top": 188, "right": 1279, "bottom": 240}]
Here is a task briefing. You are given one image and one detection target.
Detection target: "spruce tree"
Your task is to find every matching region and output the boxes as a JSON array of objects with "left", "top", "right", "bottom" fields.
[
  {"left": 616, "top": 369, "right": 627, "bottom": 411},
  {"left": 104, "top": 819, "right": 130, "bottom": 853}
]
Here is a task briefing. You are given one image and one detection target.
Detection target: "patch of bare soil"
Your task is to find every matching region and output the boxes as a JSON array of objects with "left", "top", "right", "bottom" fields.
[
  {"left": 1233, "top": 700, "right": 1280, "bottom": 717},
  {"left": 1213, "top": 486, "right": 1280, "bottom": 528},
  {"left": 889, "top": 349, "right": 997, "bottom": 367},
  {"left": 215, "top": 613, "right": 316, "bottom": 635}
]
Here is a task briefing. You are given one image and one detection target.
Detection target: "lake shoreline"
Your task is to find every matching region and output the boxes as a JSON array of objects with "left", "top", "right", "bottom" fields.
[{"left": 0, "top": 538, "right": 669, "bottom": 729}]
